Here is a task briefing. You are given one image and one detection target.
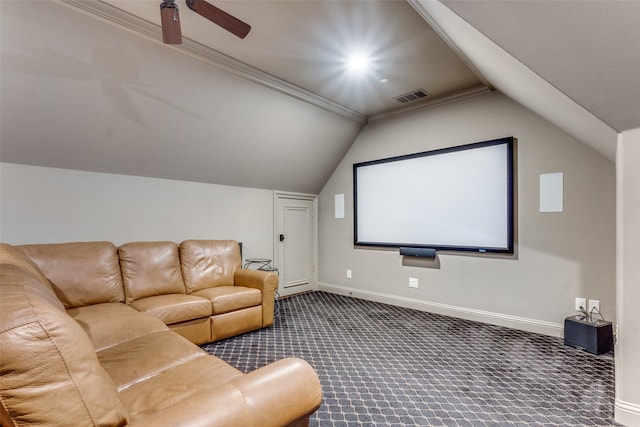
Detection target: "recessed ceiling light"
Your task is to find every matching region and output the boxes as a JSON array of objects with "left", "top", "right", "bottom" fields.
[
  {"left": 347, "top": 54, "right": 370, "bottom": 72},
  {"left": 380, "top": 78, "right": 389, "bottom": 83}
]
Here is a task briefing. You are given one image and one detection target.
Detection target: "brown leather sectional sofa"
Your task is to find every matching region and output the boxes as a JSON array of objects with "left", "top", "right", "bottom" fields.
[
  {"left": 20, "top": 239, "right": 278, "bottom": 345},
  {"left": 0, "top": 240, "right": 322, "bottom": 426}
]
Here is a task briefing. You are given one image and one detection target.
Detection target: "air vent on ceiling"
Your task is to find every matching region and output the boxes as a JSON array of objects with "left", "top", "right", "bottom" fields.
[{"left": 394, "top": 89, "right": 430, "bottom": 104}]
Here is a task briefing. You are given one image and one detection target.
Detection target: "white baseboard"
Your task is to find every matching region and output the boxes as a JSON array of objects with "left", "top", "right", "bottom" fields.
[
  {"left": 616, "top": 398, "right": 640, "bottom": 426},
  {"left": 318, "top": 282, "right": 564, "bottom": 337}
]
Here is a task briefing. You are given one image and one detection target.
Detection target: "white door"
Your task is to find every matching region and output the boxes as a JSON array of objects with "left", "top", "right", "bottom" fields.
[{"left": 275, "top": 195, "right": 315, "bottom": 297}]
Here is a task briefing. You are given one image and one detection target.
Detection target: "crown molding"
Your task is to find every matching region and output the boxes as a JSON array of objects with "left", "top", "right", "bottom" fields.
[{"left": 59, "top": 0, "right": 368, "bottom": 124}]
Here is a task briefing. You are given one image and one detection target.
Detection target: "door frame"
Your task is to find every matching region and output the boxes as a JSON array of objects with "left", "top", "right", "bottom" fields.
[{"left": 273, "top": 191, "right": 318, "bottom": 294}]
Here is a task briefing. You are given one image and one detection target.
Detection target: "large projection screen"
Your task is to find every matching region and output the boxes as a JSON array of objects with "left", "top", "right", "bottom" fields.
[{"left": 354, "top": 137, "right": 515, "bottom": 254}]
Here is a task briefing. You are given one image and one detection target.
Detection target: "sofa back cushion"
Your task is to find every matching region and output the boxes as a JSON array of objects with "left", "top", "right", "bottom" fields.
[
  {"left": 180, "top": 240, "right": 242, "bottom": 293},
  {"left": 118, "top": 241, "right": 186, "bottom": 304},
  {"left": 19, "top": 242, "right": 125, "bottom": 309},
  {"left": 0, "top": 244, "right": 129, "bottom": 426},
  {"left": 0, "top": 244, "right": 65, "bottom": 313}
]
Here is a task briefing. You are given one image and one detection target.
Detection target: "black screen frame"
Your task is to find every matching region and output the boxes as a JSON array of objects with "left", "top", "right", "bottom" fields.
[{"left": 353, "top": 137, "right": 515, "bottom": 255}]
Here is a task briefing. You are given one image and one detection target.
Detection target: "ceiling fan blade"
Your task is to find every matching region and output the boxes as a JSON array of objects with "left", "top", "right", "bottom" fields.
[
  {"left": 186, "top": 0, "right": 251, "bottom": 39},
  {"left": 160, "top": 1, "right": 182, "bottom": 44}
]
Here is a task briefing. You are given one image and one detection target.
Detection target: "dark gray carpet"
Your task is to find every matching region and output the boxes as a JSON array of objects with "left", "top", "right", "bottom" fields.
[{"left": 202, "top": 291, "right": 616, "bottom": 426}]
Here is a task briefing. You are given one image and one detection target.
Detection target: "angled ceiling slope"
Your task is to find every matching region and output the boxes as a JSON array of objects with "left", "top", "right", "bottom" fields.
[
  {"left": 441, "top": 0, "right": 640, "bottom": 134},
  {"left": 0, "top": 0, "right": 363, "bottom": 194},
  {"left": 411, "top": 0, "right": 640, "bottom": 161}
]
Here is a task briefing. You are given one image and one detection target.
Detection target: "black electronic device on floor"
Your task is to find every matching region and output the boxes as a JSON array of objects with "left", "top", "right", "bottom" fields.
[{"left": 564, "top": 315, "right": 613, "bottom": 354}]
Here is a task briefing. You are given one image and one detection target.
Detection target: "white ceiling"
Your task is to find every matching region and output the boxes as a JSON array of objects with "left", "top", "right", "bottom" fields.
[
  {"left": 1, "top": 0, "right": 637, "bottom": 193},
  {"left": 90, "top": 0, "right": 488, "bottom": 118},
  {"left": 85, "top": 0, "right": 639, "bottom": 131}
]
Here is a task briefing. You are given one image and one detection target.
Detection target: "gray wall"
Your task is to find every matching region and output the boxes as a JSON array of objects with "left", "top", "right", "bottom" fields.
[
  {"left": 0, "top": 90, "right": 618, "bottom": 337},
  {"left": 318, "top": 91, "right": 616, "bottom": 335},
  {"left": 0, "top": 163, "right": 274, "bottom": 260}
]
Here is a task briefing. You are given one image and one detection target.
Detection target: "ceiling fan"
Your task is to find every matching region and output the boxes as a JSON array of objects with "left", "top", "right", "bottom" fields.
[{"left": 160, "top": 0, "right": 251, "bottom": 45}]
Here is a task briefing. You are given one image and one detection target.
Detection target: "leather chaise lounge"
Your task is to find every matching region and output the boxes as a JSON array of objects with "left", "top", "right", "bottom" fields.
[{"left": 0, "top": 240, "right": 322, "bottom": 426}]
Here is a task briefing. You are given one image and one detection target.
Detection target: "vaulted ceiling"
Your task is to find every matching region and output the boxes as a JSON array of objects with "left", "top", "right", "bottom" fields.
[
  {"left": 441, "top": 0, "right": 640, "bottom": 133},
  {"left": 58, "top": 0, "right": 491, "bottom": 120},
  {"left": 1, "top": 0, "right": 637, "bottom": 193}
]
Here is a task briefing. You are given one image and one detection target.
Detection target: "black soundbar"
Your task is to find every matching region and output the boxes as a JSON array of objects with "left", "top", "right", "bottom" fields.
[{"left": 399, "top": 247, "right": 436, "bottom": 259}]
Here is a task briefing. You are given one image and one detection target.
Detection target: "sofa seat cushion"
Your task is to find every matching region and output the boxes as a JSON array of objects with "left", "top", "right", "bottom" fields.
[
  {"left": 128, "top": 294, "right": 212, "bottom": 325},
  {"left": 192, "top": 285, "right": 262, "bottom": 315},
  {"left": 97, "top": 330, "right": 210, "bottom": 391},
  {"left": 119, "top": 355, "right": 244, "bottom": 421},
  {"left": 67, "top": 303, "right": 168, "bottom": 352}
]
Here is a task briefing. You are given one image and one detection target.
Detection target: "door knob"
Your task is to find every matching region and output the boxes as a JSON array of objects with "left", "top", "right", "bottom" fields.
[{"left": 279, "top": 234, "right": 285, "bottom": 242}]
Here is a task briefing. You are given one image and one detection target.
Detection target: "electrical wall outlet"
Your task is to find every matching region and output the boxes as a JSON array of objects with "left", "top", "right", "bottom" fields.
[
  {"left": 409, "top": 277, "right": 418, "bottom": 288},
  {"left": 346, "top": 269, "right": 352, "bottom": 279},
  {"left": 575, "top": 297, "right": 586, "bottom": 312},
  {"left": 588, "top": 299, "right": 600, "bottom": 313}
]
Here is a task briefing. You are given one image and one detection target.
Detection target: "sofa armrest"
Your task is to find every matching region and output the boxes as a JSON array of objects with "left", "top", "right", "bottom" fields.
[
  {"left": 129, "top": 358, "right": 322, "bottom": 427},
  {"left": 234, "top": 269, "right": 279, "bottom": 327}
]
